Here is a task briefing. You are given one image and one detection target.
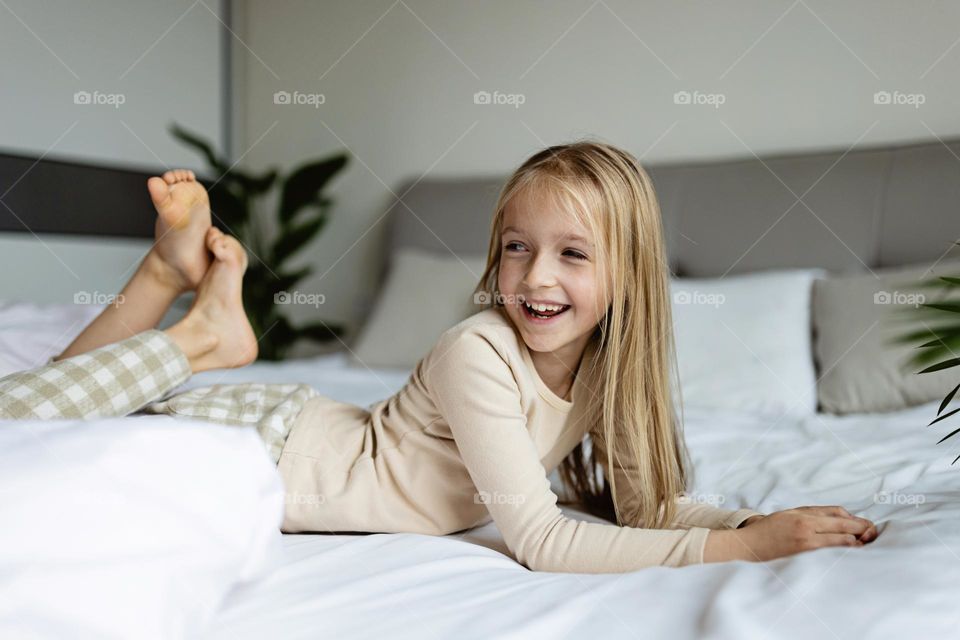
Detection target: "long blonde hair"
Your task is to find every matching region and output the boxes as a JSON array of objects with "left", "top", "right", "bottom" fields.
[{"left": 472, "top": 140, "right": 693, "bottom": 529}]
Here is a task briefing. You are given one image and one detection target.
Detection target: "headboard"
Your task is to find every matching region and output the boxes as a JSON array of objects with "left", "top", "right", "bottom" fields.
[
  {"left": 382, "top": 136, "right": 960, "bottom": 279},
  {"left": 0, "top": 150, "right": 210, "bottom": 238}
]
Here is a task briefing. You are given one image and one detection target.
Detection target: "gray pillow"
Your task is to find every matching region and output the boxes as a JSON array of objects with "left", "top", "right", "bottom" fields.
[
  {"left": 350, "top": 248, "right": 488, "bottom": 369},
  {"left": 813, "top": 258, "right": 960, "bottom": 414}
]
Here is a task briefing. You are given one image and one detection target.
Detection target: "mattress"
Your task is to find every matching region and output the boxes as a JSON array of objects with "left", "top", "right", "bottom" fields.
[{"left": 2, "top": 302, "right": 959, "bottom": 639}]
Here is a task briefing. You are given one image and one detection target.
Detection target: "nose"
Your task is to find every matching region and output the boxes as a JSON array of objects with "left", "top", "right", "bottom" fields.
[{"left": 522, "top": 252, "right": 558, "bottom": 290}]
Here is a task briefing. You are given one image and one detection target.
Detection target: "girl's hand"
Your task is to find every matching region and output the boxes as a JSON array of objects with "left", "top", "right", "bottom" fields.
[{"left": 731, "top": 506, "right": 878, "bottom": 562}]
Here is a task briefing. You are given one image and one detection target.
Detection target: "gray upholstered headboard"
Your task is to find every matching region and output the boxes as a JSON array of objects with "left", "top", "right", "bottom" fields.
[{"left": 382, "top": 137, "right": 960, "bottom": 280}]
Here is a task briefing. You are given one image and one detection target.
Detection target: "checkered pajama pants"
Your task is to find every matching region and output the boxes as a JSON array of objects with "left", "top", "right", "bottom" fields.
[{"left": 0, "top": 329, "right": 317, "bottom": 464}]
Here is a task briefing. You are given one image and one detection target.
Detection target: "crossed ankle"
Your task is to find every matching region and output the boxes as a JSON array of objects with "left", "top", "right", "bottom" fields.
[{"left": 142, "top": 251, "right": 192, "bottom": 296}]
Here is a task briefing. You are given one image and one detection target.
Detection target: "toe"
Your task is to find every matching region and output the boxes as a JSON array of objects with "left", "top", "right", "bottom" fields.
[
  {"left": 147, "top": 176, "right": 171, "bottom": 207},
  {"left": 205, "top": 227, "right": 224, "bottom": 251},
  {"left": 162, "top": 170, "right": 177, "bottom": 185}
]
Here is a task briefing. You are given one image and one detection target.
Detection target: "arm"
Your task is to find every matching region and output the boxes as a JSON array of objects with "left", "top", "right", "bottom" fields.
[
  {"left": 588, "top": 426, "right": 765, "bottom": 531},
  {"left": 672, "top": 500, "right": 766, "bottom": 530},
  {"left": 428, "top": 330, "right": 713, "bottom": 573}
]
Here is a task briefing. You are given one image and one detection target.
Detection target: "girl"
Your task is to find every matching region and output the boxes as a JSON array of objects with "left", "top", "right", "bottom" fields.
[{"left": 0, "top": 146, "right": 878, "bottom": 573}]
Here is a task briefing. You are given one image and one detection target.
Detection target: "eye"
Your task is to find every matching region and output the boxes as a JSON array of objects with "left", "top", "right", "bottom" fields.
[
  {"left": 564, "top": 250, "right": 587, "bottom": 260},
  {"left": 504, "top": 241, "right": 524, "bottom": 252}
]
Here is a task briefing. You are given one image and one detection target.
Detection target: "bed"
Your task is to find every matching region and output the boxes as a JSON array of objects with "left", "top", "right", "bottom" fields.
[{"left": 3, "top": 136, "right": 960, "bottom": 639}]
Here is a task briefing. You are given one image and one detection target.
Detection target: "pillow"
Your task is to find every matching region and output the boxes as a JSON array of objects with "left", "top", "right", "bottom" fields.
[
  {"left": 0, "top": 300, "right": 104, "bottom": 378},
  {"left": 350, "top": 248, "right": 488, "bottom": 369},
  {"left": 670, "top": 268, "right": 824, "bottom": 418},
  {"left": 812, "top": 259, "right": 960, "bottom": 414}
]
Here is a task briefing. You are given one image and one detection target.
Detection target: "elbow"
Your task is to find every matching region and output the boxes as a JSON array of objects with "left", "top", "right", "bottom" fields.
[
  {"left": 510, "top": 518, "right": 568, "bottom": 573},
  {"left": 515, "top": 548, "right": 556, "bottom": 573}
]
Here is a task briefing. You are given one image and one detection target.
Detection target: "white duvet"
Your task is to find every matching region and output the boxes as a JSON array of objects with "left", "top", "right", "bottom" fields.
[{"left": 2, "top": 301, "right": 960, "bottom": 639}]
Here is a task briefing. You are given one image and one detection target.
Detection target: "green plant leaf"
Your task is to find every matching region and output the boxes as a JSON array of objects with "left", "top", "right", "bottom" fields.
[
  {"left": 937, "top": 382, "right": 960, "bottom": 416},
  {"left": 234, "top": 169, "right": 278, "bottom": 195},
  {"left": 271, "top": 212, "right": 328, "bottom": 265},
  {"left": 886, "top": 326, "right": 960, "bottom": 345},
  {"left": 917, "top": 357, "right": 960, "bottom": 374},
  {"left": 929, "top": 406, "right": 960, "bottom": 426},
  {"left": 936, "top": 424, "right": 960, "bottom": 444},
  {"left": 279, "top": 154, "right": 348, "bottom": 223},
  {"left": 267, "top": 266, "right": 312, "bottom": 296},
  {"left": 208, "top": 184, "right": 247, "bottom": 230},
  {"left": 919, "top": 301, "right": 960, "bottom": 314}
]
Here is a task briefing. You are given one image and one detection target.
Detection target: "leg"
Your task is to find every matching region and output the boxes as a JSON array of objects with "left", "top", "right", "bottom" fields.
[
  {"left": 58, "top": 169, "right": 213, "bottom": 360},
  {"left": 142, "top": 383, "right": 319, "bottom": 464},
  {"left": 0, "top": 330, "right": 191, "bottom": 419},
  {"left": 0, "top": 230, "right": 258, "bottom": 419}
]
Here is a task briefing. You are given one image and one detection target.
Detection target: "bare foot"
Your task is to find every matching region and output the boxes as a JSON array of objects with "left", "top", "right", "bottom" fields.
[
  {"left": 144, "top": 169, "right": 212, "bottom": 293},
  {"left": 165, "top": 228, "right": 258, "bottom": 372}
]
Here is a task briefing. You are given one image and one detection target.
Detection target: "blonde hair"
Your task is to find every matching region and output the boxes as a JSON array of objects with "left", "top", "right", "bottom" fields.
[{"left": 473, "top": 140, "right": 693, "bottom": 529}]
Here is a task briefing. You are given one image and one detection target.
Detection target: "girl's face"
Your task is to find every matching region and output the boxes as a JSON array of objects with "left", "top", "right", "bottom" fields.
[{"left": 497, "top": 187, "right": 610, "bottom": 357}]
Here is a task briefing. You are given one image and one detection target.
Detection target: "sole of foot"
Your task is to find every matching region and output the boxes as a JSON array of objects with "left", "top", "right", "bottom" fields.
[{"left": 146, "top": 169, "right": 213, "bottom": 293}]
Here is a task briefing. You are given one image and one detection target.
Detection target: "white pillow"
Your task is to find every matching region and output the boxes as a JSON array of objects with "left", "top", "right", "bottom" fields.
[
  {"left": 350, "top": 248, "right": 488, "bottom": 369},
  {"left": 0, "top": 300, "right": 104, "bottom": 378},
  {"left": 670, "top": 268, "right": 824, "bottom": 418}
]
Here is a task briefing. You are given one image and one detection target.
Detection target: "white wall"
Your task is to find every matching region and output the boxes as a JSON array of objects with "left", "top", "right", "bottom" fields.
[
  {"left": 4, "top": 1, "right": 959, "bottom": 348},
  {"left": 234, "top": 0, "right": 960, "bottom": 347},
  {"left": 0, "top": 0, "right": 227, "bottom": 312}
]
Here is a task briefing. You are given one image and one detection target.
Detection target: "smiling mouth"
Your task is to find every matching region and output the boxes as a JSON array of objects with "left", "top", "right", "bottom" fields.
[{"left": 521, "top": 300, "right": 571, "bottom": 320}]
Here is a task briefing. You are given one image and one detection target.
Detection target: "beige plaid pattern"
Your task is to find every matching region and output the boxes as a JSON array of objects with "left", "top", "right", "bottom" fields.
[
  {"left": 0, "top": 329, "right": 191, "bottom": 420},
  {"left": 141, "top": 383, "right": 318, "bottom": 464}
]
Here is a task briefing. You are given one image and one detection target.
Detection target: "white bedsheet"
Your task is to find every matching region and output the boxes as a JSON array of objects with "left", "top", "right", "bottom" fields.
[
  {"left": 2, "top": 302, "right": 959, "bottom": 639},
  {"left": 186, "top": 356, "right": 960, "bottom": 640}
]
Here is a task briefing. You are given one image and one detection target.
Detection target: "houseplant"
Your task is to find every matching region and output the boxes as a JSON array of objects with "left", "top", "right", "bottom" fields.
[
  {"left": 170, "top": 123, "right": 348, "bottom": 360},
  {"left": 890, "top": 243, "right": 960, "bottom": 464}
]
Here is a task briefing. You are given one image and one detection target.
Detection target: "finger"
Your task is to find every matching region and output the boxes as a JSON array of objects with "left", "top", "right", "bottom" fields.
[
  {"left": 859, "top": 524, "right": 879, "bottom": 542},
  {"left": 803, "top": 505, "right": 855, "bottom": 520},
  {"left": 818, "top": 533, "right": 863, "bottom": 548},
  {"left": 814, "top": 515, "right": 869, "bottom": 536},
  {"left": 826, "top": 505, "right": 853, "bottom": 519}
]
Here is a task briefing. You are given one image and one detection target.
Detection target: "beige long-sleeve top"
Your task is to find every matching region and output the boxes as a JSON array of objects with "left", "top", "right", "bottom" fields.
[{"left": 277, "top": 307, "right": 765, "bottom": 573}]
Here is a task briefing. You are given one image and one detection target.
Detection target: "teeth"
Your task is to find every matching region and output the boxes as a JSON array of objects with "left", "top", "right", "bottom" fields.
[{"left": 525, "top": 301, "right": 567, "bottom": 312}]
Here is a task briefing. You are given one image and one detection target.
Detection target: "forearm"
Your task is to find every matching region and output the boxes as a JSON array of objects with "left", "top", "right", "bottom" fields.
[
  {"left": 703, "top": 529, "right": 753, "bottom": 563},
  {"left": 670, "top": 502, "right": 766, "bottom": 530},
  {"left": 702, "top": 516, "right": 766, "bottom": 563}
]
